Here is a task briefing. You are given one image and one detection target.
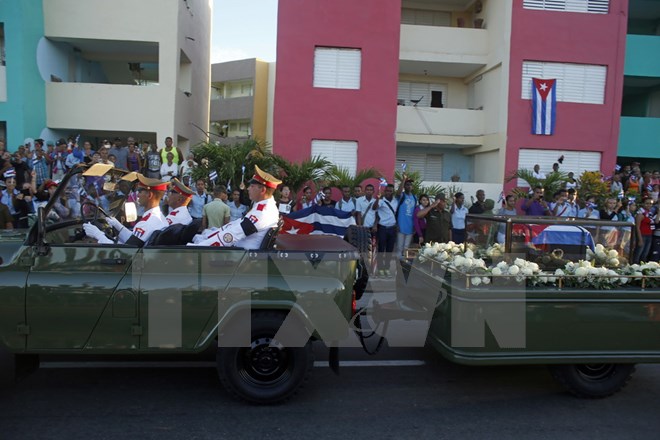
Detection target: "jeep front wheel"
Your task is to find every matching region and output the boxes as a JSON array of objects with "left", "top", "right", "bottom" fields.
[
  {"left": 549, "top": 363, "right": 636, "bottom": 398},
  {"left": 216, "top": 311, "right": 314, "bottom": 404}
]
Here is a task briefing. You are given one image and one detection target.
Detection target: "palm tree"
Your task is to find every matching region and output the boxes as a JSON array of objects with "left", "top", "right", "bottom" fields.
[
  {"left": 270, "top": 155, "right": 333, "bottom": 194},
  {"left": 393, "top": 170, "right": 447, "bottom": 199},
  {"left": 506, "top": 168, "right": 568, "bottom": 199},
  {"left": 326, "top": 165, "right": 382, "bottom": 190}
]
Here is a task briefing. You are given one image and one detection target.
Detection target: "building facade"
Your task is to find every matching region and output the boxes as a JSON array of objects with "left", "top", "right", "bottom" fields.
[
  {"left": 273, "top": 0, "right": 631, "bottom": 193},
  {"left": 210, "top": 58, "right": 271, "bottom": 146},
  {"left": 0, "top": 0, "right": 212, "bottom": 151}
]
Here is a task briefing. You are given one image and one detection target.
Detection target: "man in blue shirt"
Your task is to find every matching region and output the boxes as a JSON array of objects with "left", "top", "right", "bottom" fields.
[
  {"left": 395, "top": 176, "right": 417, "bottom": 258},
  {"left": 188, "top": 178, "right": 212, "bottom": 219}
]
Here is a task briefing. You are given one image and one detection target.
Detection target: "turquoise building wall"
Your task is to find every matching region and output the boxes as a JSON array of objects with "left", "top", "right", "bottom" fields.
[{"left": 0, "top": 1, "right": 46, "bottom": 151}]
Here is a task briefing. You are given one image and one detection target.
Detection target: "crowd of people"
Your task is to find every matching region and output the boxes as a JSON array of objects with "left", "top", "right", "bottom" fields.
[{"left": 2, "top": 136, "right": 659, "bottom": 266}]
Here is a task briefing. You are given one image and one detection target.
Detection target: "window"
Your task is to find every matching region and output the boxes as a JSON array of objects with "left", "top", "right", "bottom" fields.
[
  {"left": 311, "top": 140, "right": 358, "bottom": 175},
  {"left": 396, "top": 152, "right": 443, "bottom": 182},
  {"left": 522, "top": 61, "right": 607, "bottom": 104},
  {"left": 517, "top": 148, "right": 601, "bottom": 185},
  {"left": 523, "top": 0, "right": 609, "bottom": 14},
  {"left": 313, "top": 48, "right": 361, "bottom": 90},
  {"left": 398, "top": 82, "right": 448, "bottom": 108}
]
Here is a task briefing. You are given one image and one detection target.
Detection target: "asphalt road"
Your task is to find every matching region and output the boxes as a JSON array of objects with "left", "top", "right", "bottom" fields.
[{"left": 2, "top": 287, "right": 660, "bottom": 439}]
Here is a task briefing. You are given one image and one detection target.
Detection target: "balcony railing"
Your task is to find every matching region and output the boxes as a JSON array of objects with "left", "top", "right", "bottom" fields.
[
  {"left": 400, "top": 24, "right": 488, "bottom": 66},
  {"left": 397, "top": 106, "right": 484, "bottom": 138}
]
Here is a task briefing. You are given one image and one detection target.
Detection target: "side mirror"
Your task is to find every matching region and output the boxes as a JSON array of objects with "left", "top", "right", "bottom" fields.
[{"left": 124, "top": 202, "right": 138, "bottom": 223}]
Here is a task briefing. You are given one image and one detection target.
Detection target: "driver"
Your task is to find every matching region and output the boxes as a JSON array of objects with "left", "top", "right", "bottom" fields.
[
  {"left": 83, "top": 174, "right": 168, "bottom": 246},
  {"left": 190, "top": 165, "right": 280, "bottom": 248}
]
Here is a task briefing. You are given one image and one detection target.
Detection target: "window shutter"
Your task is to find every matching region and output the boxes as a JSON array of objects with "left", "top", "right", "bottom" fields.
[
  {"left": 522, "top": 61, "right": 606, "bottom": 104},
  {"left": 311, "top": 140, "right": 358, "bottom": 176},
  {"left": 517, "top": 149, "right": 602, "bottom": 186},
  {"left": 523, "top": 0, "right": 609, "bottom": 14},
  {"left": 314, "top": 48, "right": 361, "bottom": 90},
  {"left": 396, "top": 152, "right": 443, "bottom": 182}
]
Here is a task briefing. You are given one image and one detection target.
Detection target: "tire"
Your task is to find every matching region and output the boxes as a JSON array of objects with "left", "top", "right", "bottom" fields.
[
  {"left": 216, "top": 311, "right": 314, "bottom": 404},
  {"left": 549, "top": 363, "right": 636, "bottom": 398},
  {"left": 344, "top": 225, "right": 372, "bottom": 300}
]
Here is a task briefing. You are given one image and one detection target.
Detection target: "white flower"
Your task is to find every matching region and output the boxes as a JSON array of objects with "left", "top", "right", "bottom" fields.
[
  {"left": 472, "top": 276, "right": 482, "bottom": 286},
  {"left": 595, "top": 251, "right": 607, "bottom": 259},
  {"left": 620, "top": 277, "right": 629, "bottom": 284},
  {"left": 607, "top": 258, "right": 619, "bottom": 267},
  {"left": 508, "top": 265, "right": 520, "bottom": 276},
  {"left": 464, "top": 249, "right": 474, "bottom": 259},
  {"left": 514, "top": 258, "right": 526, "bottom": 267},
  {"left": 437, "top": 251, "right": 449, "bottom": 261},
  {"left": 595, "top": 244, "right": 605, "bottom": 252},
  {"left": 451, "top": 247, "right": 461, "bottom": 254},
  {"left": 608, "top": 250, "right": 619, "bottom": 259},
  {"left": 539, "top": 276, "right": 548, "bottom": 283},
  {"left": 481, "top": 277, "right": 491, "bottom": 285},
  {"left": 522, "top": 268, "right": 534, "bottom": 277},
  {"left": 529, "top": 263, "right": 540, "bottom": 272},
  {"left": 453, "top": 256, "right": 466, "bottom": 268},
  {"left": 575, "top": 267, "right": 588, "bottom": 277},
  {"left": 565, "top": 262, "right": 575, "bottom": 271},
  {"left": 554, "top": 269, "right": 565, "bottom": 276},
  {"left": 548, "top": 276, "right": 557, "bottom": 283},
  {"left": 491, "top": 267, "right": 502, "bottom": 276},
  {"left": 497, "top": 261, "right": 509, "bottom": 270}
]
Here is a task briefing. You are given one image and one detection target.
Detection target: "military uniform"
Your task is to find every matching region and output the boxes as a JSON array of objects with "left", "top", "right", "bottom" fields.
[{"left": 165, "top": 178, "right": 193, "bottom": 226}]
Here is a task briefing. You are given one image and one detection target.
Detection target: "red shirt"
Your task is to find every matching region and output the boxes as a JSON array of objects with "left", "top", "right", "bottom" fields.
[{"left": 639, "top": 208, "right": 653, "bottom": 235}]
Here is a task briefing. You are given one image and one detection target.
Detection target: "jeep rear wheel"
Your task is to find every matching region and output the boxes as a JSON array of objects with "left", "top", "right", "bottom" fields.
[
  {"left": 549, "top": 363, "right": 635, "bottom": 398},
  {"left": 216, "top": 311, "right": 313, "bottom": 404}
]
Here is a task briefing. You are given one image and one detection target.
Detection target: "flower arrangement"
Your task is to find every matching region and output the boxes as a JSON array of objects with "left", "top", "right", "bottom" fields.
[{"left": 417, "top": 240, "right": 660, "bottom": 290}]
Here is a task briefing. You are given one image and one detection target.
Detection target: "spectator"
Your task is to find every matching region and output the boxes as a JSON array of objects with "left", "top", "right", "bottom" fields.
[
  {"left": 189, "top": 178, "right": 211, "bottom": 220},
  {"left": 227, "top": 189, "right": 248, "bottom": 221},
  {"left": 468, "top": 189, "right": 486, "bottom": 214},
  {"left": 634, "top": 197, "right": 655, "bottom": 264},
  {"left": 565, "top": 171, "right": 578, "bottom": 190},
  {"left": 450, "top": 192, "right": 468, "bottom": 244},
  {"left": 551, "top": 162, "right": 560, "bottom": 173},
  {"left": 578, "top": 195, "right": 600, "bottom": 219},
  {"left": 373, "top": 183, "right": 398, "bottom": 277},
  {"left": 626, "top": 166, "right": 642, "bottom": 194},
  {"left": 610, "top": 173, "right": 624, "bottom": 195},
  {"left": 277, "top": 185, "right": 295, "bottom": 215},
  {"left": 551, "top": 189, "right": 574, "bottom": 217},
  {"left": 395, "top": 176, "right": 417, "bottom": 256},
  {"left": 522, "top": 186, "right": 550, "bottom": 216},
  {"left": 160, "top": 136, "right": 183, "bottom": 166},
  {"left": 600, "top": 197, "right": 620, "bottom": 221},
  {"left": 482, "top": 199, "right": 495, "bottom": 215},
  {"left": 139, "top": 140, "right": 150, "bottom": 170},
  {"left": 82, "top": 141, "right": 95, "bottom": 164},
  {"left": 336, "top": 185, "right": 356, "bottom": 215},
  {"left": 417, "top": 193, "right": 451, "bottom": 244},
  {"left": 146, "top": 143, "right": 162, "bottom": 178},
  {"left": 298, "top": 186, "right": 314, "bottom": 210},
  {"left": 126, "top": 141, "right": 142, "bottom": 172},
  {"left": 497, "top": 195, "right": 518, "bottom": 243},
  {"left": 565, "top": 188, "right": 579, "bottom": 217},
  {"left": 0, "top": 190, "right": 12, "bottom": 229},
  {"left": 532, "top": 164, "right": 546, "bottom": 180},
  {"left": 202, "top": 185, "right": 230, "bottom": 229},
  {"left": 160, "top": 152, "right": 178, "bottom": 182},
  {"left": 98, "top": 146, "right": 112, "bottom": 165},
  {"left": 413, "top": 194, "right": 430, "bottom": 245},
  {"left": 108, "top": 137, "right": 129, "bottom": 170},
  {"left": 179, "top": 154, "right": 197, "bottom": 184},
  {"left": 618, "top": 199, "right": 636, "bottom": 224},
  {"left": 353, "top": 184, "right": 363, "bottom": 199},
  {"left": 51, "top": 139, "right": 68, "bottom": 181},
  {"left": 319, "top": 186, "right": 335, "bottom": 207},
  {"left": 355, "top": 183, "right": 377, "bottom": 230}
]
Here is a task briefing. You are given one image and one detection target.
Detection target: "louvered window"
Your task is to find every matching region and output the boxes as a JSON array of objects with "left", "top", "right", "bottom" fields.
[
  {"left": 517, "top": 149, "right": 601, "bottom": 186},
  {"left": 396, "top": 152, "right": 444, "bottom": 182},
  {"left": 522, "top": 61, "right": 606, "bottom": 104},
  {"left": 523, "top": 0, "right": 609, "bottom": 14},
  {"left": 313, "top": 47, "right": 361, "bottom": 90},
  {"left": 311, "top": 140, "right": 358, "bottom": 176}
]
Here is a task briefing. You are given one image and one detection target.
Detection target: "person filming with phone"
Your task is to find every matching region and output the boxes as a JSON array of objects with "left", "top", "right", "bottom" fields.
[{"left": 522, "top": 185, "right": 550, "bottom": 216}]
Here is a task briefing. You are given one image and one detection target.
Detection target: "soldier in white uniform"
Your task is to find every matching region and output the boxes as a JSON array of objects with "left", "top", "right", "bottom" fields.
[
  {"left": 190, "top": 165, "right": 281, "bottom": 248},
  {"left": 165, "top": 178, "right": 193, "bottom": 226},
  {"left": 84, "top": 174, "right": 168, "bottom": 246}
]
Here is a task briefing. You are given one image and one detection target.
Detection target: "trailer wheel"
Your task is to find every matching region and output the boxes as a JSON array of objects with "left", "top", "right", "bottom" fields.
[
  {"left": 549, "top": 363, "right": 635, "bottom": 398},
  {"left": 344, "top": 225, "right": 372, "bottom": 300},
  {"left": 216, "top": 311, "right": 313, "bottom": 404}
]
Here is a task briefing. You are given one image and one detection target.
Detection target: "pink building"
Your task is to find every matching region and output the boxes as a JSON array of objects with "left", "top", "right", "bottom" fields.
[{"left": 274, "top": 0, "right": 629, "bottom": 194}]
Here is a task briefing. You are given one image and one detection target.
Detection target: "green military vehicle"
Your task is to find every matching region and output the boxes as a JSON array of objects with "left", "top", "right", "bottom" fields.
[
  {"left": 0, "top": 164, "right": 370, "bottom": 404},
  {"left": 388, "top": 214, "right": 660, "bottom": 398}
]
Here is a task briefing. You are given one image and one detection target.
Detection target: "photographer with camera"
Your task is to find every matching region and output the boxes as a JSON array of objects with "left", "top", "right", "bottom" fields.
[{"left": 522, "top": 185, "right": 550, "bottom": 216}]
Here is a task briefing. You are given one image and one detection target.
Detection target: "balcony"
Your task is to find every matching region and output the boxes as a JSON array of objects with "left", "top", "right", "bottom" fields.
[
  {"left": 625, "top": 35, "right": 660, "bottom": 78},
  {"left": 619, "top": 116, "right": 660, "bottom": 158},
  {"left": 396, "top": 106, "right": 484, "bottom": 145},
  {"left": 46, "top": 82, "right": 166, "bottom": 132},
  {"left": 399, "top": 24, "right": 488, "bottom": 77},
  {"left": 210, "top": 96, "right": 253, "bottom": 122}
]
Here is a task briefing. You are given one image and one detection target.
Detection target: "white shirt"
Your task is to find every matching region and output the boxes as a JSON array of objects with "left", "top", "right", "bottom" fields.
[
  {"left": 131, "top": 206, "right": 168, "bottom": 243},
  {"left": 532, "top": 171, "right": 546, "bottom": 180},
  {"left": 191, "top": 197, "right": 279, "bottom": 249},
  {"left": 166, "top": 206, "right": 193, "bottom": 226},
  {"left": 160, "top": 162, "right": 178, "bottom": 182},
  {"left": 451, "top": 204, "right": 468, "bottom": 229},
  {"left": 337, "top": 197, "right": 356, "bottom": 213},
  {"left": 356, "top": 196, "right": 377, "bottom": 228},
  {"left": 376, "top": 197, "right": 398, "bottom": 227}
]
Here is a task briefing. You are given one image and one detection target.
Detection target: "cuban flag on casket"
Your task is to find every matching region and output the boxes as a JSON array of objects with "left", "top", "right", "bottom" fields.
[
  {"left": 531, "top": 78, "right": 557, "bottom": 136},
  {"left": 512, "top": 224, "right": 595, "bottom": 257},
  {"left": 280, "top": 204, "right": 356, "bottom": 237}
]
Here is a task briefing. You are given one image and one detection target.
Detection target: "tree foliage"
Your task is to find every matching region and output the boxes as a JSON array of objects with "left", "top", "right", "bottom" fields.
[{"left": 506, "top": 169, "right": 568, "bottom": 200}]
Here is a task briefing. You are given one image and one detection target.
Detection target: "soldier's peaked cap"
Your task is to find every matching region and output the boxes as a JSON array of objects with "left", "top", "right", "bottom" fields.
[
  {"left": 136, "top": 174, "right": 168, "bottom": 191},
  {"left": 170, "top": 178, "right": 194, "bottom": 198},
  {"left": 250, "top": 165, "right": 282, "bottom": 189}
]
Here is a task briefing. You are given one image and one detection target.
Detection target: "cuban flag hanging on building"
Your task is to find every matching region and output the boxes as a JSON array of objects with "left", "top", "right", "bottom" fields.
[{"left": 531, "top": 78, "right": 556, "bottom": 136}]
